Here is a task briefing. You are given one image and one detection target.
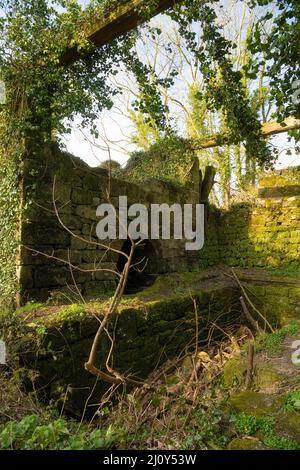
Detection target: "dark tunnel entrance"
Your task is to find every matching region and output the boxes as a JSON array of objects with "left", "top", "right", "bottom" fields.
[{"left": 117, "top": 239, "right": 158, "bottom": 294}]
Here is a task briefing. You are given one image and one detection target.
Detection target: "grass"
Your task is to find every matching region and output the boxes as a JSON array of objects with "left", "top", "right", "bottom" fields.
[
  {"left": 255, "top": 321, "right": 300, "bottom": 353},
  {"left": 266, "top": 266, "right": 300, "bottom": 278}
]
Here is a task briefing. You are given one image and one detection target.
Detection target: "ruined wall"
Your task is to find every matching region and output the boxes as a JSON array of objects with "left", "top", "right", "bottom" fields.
[
  {"left": 13, "top": 278, "right": 240, "bottom": 415},
  {"left": 17, "top": 144, "right": 300, "bottom": 304},
  {"left": 18, "top": 144, "right": 202, "bottom": 302},
  {"left": 217, "top": 167, "right": 300, "bottom": 269}
]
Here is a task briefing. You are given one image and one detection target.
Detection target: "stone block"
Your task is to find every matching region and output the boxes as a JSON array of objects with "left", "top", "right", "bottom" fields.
[
  {"left": 71, "top": 188, "right": 93, "bottom": 205},
  {"left": 34, "top": 266, "right": 70, "bottom": 288},
  {"left": 75, "top": 206, "right": 98, "bottom": 221}
]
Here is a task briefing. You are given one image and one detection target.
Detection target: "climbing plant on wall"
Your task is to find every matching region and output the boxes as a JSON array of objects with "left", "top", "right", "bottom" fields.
[
  {"left": 0, "top": 0, "right": 299, "bottom": 307},
  {"left": 247, "top": 0, "right": 300, "bottom": 124},
  {"left": 117, "top": 135, "right": 196, "bottom": 186},
  {"left": 0, "top": 0, "right": 170, "bottom": 308}
]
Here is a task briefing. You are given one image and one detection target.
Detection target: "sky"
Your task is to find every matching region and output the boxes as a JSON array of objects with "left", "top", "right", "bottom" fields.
[{"left": 62, "top": 1, "right": 300, "bottom": 171}]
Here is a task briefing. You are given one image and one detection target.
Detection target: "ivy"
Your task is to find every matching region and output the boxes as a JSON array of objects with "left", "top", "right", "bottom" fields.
[
  {"left": 0, "top": 0, "right": 298, "bottom": 307},
  {"left": 0, "top": 120, "right": 23, "bottom": 310},
  {"left": 168, "top": 0, "right": 273, "bottom": 167},
  {"left": 246, "top": 0, "right": 300, "bottom": 125},
  {"left": 117, "top": 135, "right": 196, "bottom": 187},
  {"left": 0, "top": 0, "right": 173, "bottom": 308}
]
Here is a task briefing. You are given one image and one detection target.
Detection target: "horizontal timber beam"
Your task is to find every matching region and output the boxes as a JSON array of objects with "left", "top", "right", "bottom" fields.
[
  {"left": 62, "top": 0, "right": 179, "bottom": 65},
  {"left": 192, "top": 117, "right": 300, "bottom": 150}
]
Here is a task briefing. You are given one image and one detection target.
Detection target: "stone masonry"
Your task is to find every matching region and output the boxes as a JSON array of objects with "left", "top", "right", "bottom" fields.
[{"left": 17, "top": 144, "right": 202, "bottom": 302}]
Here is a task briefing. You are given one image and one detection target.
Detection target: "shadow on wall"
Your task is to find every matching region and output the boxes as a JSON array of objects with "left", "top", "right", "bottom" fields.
[
  {"left": 117, "top": 239, "right": 158, "bottom": 294},
  {"left": 18, "top": 144, "right": 201, "bottom": 304}
]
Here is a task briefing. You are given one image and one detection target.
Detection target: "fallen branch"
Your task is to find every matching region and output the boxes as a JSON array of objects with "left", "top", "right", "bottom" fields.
[
  {"left": 245, "top": 343, "right": 254, "bottom": 390},
  {"left": 230, "top": 269, "right": 274, "bottom": 333},
  {"left": 240, "top": 296, "right": 262, "bottom": 334}
]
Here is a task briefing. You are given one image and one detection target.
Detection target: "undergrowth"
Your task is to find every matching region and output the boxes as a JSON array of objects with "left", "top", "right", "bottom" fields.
[
  {"left": 233, "top": 414, "right": 299, "bottom": 450},
  {"left": 1, "top": 318, "right": 300, "bottom": 450},
  {"left": 255, "top": 321, "right": 300, "bottom": 353},
  {"left": 0, "top": 414, "right": 118, "bottom": 450}
]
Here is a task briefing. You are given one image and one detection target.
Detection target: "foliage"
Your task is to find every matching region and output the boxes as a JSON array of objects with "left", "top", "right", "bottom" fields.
[
  {"left": 255, "top": 322, "right": 300, "bottom": 354},
  {"left": 0, "top": 137, "right": 21, "bottom": 310},
  {"left": 118, "top": 134, "right": 196, "bottom": 186},
  {"left": 0, "top": 0, "right": 170, "bottom": 308},
  {"left": 0, "top": 414, "right": 118, "bottom": 450},
  {"left": 234, "top": 413, "right": 273, "bottom": 435},
  {"left": 283, "top": 390, "right": 300, "bottom": 412},
  {"left": 168, "top": 0, "right": 273, "bottom": 167},
  {"left": 99, "top": 159, "right": 121, "bottom": 173},
  {"left": 233, "top": 413, "right": 299, "bottom": 450},
  {"left": 129, "top": 109, "right": 161, "bottom": 150},
  {"left": 0, "top": 0, "right": 299, "bottom": 306},
  {"left": 247, "top": 0, "right": 300, "bottom": 125},
  {"left": 0, "top": 0, "right": 173, "bottom": 142}
]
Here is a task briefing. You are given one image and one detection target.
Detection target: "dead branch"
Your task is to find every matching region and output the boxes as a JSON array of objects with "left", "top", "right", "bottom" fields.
[
  {"left": 240, "top": 296, "right": 262, "bottom": 334},
  {"left": 21, "top": 245, "right": 121, "bottom": 278},
  {"left": 230, "top": 268, "right": 274, "bottom": 333},
  {"left": 245, "top": 343, "right": 254, "bottom": 390}
]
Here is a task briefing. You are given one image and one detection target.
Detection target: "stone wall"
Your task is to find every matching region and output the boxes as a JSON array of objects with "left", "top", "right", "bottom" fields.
[
  {"left": 17, "top": 145, "right": 300, "bottom": 303},
  {"left": 9, "top": 269, "right": 300, "bottom": 415},
  {"left": 217, "top": 167, "right": 300, "bottom": 269},
  {"left": 18, "top": 144, "right": 202, "bottom": 302},
  {"left": 12, "top": 276, "right": 241, "bottom": 416}
]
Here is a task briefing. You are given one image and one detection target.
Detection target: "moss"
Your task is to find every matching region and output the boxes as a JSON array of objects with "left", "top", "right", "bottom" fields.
[
  {"left": 255, "top": 322, "right": 300, "bottom": 354},
  {"left": 223, "top": 356, "right": 247, "bottom": 388},
  {"left": 54, "top": 304, "right": 87, "bottom": 323},
  {"left": 15, "top": 302, "right": 45, "bottom": 315},
  {"left": 228, "top": 391, "right": 281, "bottom": 416},
  {"left": 254, "top": 364, "right": 284, "bottom": 389},
  {"left": 227, "top": 437, "right": 266, "bottom": 450}
]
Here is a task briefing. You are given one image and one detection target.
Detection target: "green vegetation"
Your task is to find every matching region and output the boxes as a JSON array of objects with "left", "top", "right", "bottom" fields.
[
  {"left": 266, "top": 267, "right": 300, "bottom": 278},
  {"left": 1, "top": 318, "right": 300, "bottom": 450},
  {"left": 233, "top": 414, "right": 299, "bottom": 450},
  {"left": 0, "top": 414, "right": 118, "bottom": 450},
  {"left": 255, "top": 322, "right": 300, "bottom": 354},
  {"left": 283, "top": 390, "right": 300, "bottom": 412},
  {"left": 0, "top": 0, "right": 299, "bottom": 453},
  {"left": 117, "top": 135, "right": 196, "bottom": 187},
  {"left": 15, "top": 302, "right": 45, "bottom": 316}
]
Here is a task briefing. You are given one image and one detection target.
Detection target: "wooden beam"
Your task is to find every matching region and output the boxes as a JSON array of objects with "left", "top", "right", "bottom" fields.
[
  {"left": 192, "top": 117, "right": 300, "bottom": 150},
  {"left": 62, "top": 0, "right": 179, "bottom": 65}
]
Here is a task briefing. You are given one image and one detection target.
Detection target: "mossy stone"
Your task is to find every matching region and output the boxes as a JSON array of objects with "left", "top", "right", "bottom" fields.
[
  {"left": 228, "top": 391, "right": 281, "bottom": 416},
  {"left": 227, "top": 437, "right": 266, "bottom": 450},
  {"left": 223, "top": 356, "right": 247, "bottom": 388},
  {"left": 275, "top": 412, "right": 300, "bottom": 442},
  {"left": 254, "top": 364, "right": 284, "bottom": 389}
]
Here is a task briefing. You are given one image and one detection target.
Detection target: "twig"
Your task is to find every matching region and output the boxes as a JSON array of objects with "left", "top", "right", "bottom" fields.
[
  {"left": 230, "top": 268, "right": 274, "bottom": 333},
  {"left": 240, "top": 296, "right": 261, "bottom": 334},
  {"left": 245, "top": 343, "right": 254, "bottom": 390}
]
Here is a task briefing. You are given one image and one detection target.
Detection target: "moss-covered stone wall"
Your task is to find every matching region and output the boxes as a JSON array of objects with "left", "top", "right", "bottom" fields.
[
  {"left": 217, "top": 167, "right": 300, "bottom": 269},
  {"left": 10, "top": 276, "right": 240, "bottom": 416},
  {"left": 17, "top": 147, "right": 300, "bottom": 304},
  {"left": 18, "top": 144, "right": 202, "bottom": 303}
]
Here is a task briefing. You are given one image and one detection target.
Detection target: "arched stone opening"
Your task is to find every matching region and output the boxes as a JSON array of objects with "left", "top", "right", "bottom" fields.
[{"left": 117, "top": 239, "right": 158, "bottom": 294}]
